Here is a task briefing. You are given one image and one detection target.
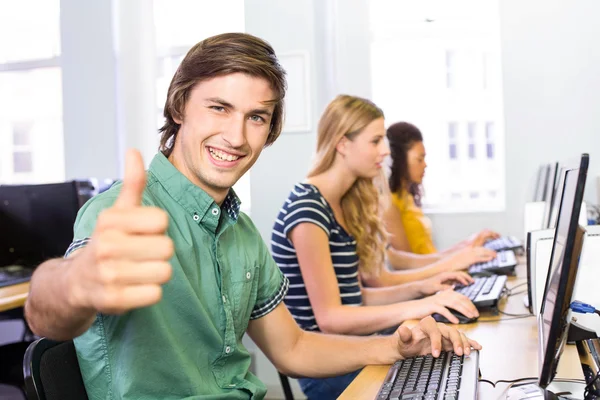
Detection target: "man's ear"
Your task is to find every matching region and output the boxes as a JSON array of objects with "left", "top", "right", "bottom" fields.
[
  {"left": 173, "top": 112, "right": 183, "bottom": 125},
  {"left": 336, "top": 136, "right": 349, "bottom": 157}
]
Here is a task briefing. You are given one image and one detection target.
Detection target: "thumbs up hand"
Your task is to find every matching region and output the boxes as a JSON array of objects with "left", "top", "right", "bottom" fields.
[{"left": 67, "top": 150, "right": 174, "bottom": 314}]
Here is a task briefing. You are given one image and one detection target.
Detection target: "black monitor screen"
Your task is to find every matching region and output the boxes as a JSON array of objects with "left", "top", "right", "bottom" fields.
[
  {"left": 0, "top": 182, "right": 79, "bottom": 269},
  {"left": 538, "top": 154, "right": 588, "bottom": 388},
  {"left": 547, "top": 167, "right": 566, "bottom": 230},
  {"left": 542, "top": 162, "right": 560, "bottom": 229}
]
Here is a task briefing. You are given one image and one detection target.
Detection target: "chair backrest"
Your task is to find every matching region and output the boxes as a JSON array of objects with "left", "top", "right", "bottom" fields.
[{"left": 23, "top": 338, "right": 89, "bottom": 400}]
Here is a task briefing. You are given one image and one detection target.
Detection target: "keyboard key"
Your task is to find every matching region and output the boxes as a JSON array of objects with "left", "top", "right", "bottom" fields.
[{"left": 376, "top": 352, "right": 467, "bottom": 399}]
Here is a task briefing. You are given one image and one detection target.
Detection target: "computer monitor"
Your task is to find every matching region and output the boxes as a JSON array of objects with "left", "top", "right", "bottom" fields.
[
  {"left": 0, "top": 181, "right": 80, "bottom": 269},
  {"left": 546, "top": 167, "right": 566, "bottom": 230},
  {"left": 537, "top": 153, "right": 588, "bottom": 388},
  {"left": 533, "top": 164, "right": 550, "bottom": 202},
  {"left": 541, "top": 162, "right": 560, "bottom": 229}
]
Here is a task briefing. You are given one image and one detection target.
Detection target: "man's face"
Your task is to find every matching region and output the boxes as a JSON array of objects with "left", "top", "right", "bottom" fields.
[{"left": 169, "top": 73, "right": 276, "bottom": 202}]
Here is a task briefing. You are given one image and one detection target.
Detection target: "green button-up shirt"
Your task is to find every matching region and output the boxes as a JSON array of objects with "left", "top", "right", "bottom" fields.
[{"left": 66, "top": 153, "right": 288, "bottom": 399}]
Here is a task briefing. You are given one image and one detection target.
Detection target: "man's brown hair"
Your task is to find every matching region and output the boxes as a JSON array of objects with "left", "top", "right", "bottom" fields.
[{"left": 159, "top": 33, "right": 287, "bottom": 157}]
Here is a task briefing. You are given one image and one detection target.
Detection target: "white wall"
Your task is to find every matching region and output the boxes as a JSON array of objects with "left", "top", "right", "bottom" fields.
[
  {"left": 60, "top": 0, "right": 121, "bottom": 180},
  {"left": 60, "top": 0, "right": 160, "bottom": 180}
]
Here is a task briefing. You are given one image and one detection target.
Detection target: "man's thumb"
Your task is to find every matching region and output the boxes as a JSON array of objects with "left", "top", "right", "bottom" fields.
[
  {"left": 114, "top": 149, "right": 146, "bottom": 209},
  {"left": 397, "top": 325, "right": 413, "bottom": 343}
]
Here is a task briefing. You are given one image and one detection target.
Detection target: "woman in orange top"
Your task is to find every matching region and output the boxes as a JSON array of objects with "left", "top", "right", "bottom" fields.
[{"left": 384, "top": 122, "right": 499, "bottom": 258}]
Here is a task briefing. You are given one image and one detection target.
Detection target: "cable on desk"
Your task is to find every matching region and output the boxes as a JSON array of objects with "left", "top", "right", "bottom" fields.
[
  {"left": 494, "top": 377, "right": 537, "bottom": 386},
  {"left": 489, "top": 377, "right": 587, "bottom": 398},
  {"left": 477, "top": 315, "right": 534, "bottom": 323},
  {"left": 498, "top": 309, "right": 532, "bottom": 318},
  {"left": 570, "top": 300, "right": 600, "bottom": 317},
  {"left": 478, "top": 378, "right": 495, "bottom": 387},
  {"left": 507, "top": 290, "right": 527, "bottom": 297},
  {"left": 507, "top": 282, "right": 527, "bottom": 293},
  {"left": 584, "top": 370, "right": 600, "bottom": 398}
]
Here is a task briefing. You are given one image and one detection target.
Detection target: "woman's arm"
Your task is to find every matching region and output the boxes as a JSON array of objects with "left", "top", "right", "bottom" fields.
[
  {"left": 361, "top": 281, "right": 425, "bottom": 305},
  {"left": 367, "top": 247, "right": 497, "bottom": 288},
  {"left": 383, "top": 201, "right": 412, "bottom": 252},
  {"left": 289, "top": 223, "right": 479, "bottom": 333},
  {"left": 361, "top": 271, "right": 474, "bottom": 305},
  {"left": 290, "top": 222, "right": 410, "bottom": 334},
  {"left": 386, "top": 247, "right": 442, "bottom": 270}
]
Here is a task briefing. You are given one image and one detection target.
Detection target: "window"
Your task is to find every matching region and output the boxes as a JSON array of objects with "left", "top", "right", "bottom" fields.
[
  {"left": 485, "top": 121, "right": 495, "bottom": 159},
  {"left": 446, "top": 50, "right": 456, "bottom": 89},
  {"left": 448, "top": 122, "right": 458, "bottom": 159},
  {"left": 482, "top": 52, "right": 490, "bottom": 90},
  {"left": 153, "top": 1, "right": 251, "bottom": 212},
  {"left": 467, "top": 122, "right": 477, "bottom": 159},
  {"left": 0, "top": 1, "right": 64, "bottom": 184},
  {"left": 370, "top": 0, "right": 505, "bottom": 212},
  {"left": 12, "top": 121, "right": 34, "bottom": 173}
]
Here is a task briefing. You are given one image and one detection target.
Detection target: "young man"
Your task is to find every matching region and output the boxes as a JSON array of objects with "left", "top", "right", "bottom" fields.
[{"left": 25, "top": 33, "right": 481, "bottom": 399}]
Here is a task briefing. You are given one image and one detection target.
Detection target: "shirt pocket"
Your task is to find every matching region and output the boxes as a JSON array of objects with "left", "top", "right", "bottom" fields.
[{"left": 231, "top": 263, "right": 259, "bottom": 333}]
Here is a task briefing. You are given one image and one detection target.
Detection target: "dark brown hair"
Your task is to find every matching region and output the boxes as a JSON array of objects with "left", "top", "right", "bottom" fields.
[
  {"left": 386, "top": 122, "right": 424, "bottom": 206},
  {"left": 159, "top": 33, "right": 287, "bottom": 157}
]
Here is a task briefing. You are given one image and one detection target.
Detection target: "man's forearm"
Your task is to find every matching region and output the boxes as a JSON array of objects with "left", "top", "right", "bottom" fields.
[
  {"left": 285, "top": 329, "right": 399, "bottom": 378},
  {"left": 25, "top": 257, "right": 96, "bottom": 341}
]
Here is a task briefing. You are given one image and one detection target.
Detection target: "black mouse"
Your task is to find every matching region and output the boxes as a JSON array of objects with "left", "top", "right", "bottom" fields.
[{"left": 432, "top": 310, "right": 478, "bottom": 324}]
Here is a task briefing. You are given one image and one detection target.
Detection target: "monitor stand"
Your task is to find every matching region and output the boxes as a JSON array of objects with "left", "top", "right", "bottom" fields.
[{"left": 507, "top": 382, "right": 585, "bottom": 399}]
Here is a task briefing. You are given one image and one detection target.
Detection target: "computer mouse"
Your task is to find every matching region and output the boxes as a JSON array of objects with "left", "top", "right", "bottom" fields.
[{"left": 432, "top": 310, "right": 478, "bottom": 324}]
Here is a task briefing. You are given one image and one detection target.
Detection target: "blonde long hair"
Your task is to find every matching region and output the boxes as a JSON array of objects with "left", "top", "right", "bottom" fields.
[{"left": 309, "top": 95, "right": 388, "bottom": 277}]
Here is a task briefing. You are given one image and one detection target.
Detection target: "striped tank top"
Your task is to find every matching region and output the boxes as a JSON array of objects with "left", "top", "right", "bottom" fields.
[{"left": 270, "top": 182, "right": 362, "bottom": 331}]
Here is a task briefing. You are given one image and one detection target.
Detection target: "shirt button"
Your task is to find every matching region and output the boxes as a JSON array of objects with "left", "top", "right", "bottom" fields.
[
  {"left": 225, "top": 346, "right": 231, "bottom": 354},
  {"left": 222, "top": 295, "right": 227, "bottom": 303},
  {"left": 193, "top": 214, "right": 200, "bottom": 221},
  {"left": 212, "top": 208, "right": 219, "bottom": 216},
  {"left": 246, "top": 272, "right": 251, "bottom": 280}
]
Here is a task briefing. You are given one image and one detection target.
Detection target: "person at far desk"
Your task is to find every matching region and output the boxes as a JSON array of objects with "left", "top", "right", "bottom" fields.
[
  {"left": 384, "top": 121, "right": 499, "bottom": 266},
  {"left": 23, "top": 34, "right": 480, "bottom": 400},
  {"left": 271, "top": 95, "right": 481, "bottom": 399}
]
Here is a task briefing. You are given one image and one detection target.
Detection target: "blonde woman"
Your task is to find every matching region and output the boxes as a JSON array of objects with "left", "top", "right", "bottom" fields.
[{"left": 271, "top": 95, "right": 480, "bottom": 399}]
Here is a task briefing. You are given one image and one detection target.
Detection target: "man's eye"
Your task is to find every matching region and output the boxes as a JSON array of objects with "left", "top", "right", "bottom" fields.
[{"left": 250, "top": 115, "right": 265, "bottom": 123}]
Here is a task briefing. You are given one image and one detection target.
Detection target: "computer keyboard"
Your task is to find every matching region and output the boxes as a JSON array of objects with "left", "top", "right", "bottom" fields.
[
  {"left": 468, "top": 250, "right": 517, "bottom": 276},
  {"left": 376, "top": 351, "right": 479, "bottom": 400},
  {"left": 432, "top": 275, "right": 508, "bottom": 324},
  {"left": 483, "top": 235, "right": 523, "bottom": 252},
  {"left": 455, "top": 274, "right": 508, "bottom": 308},
  {"left": 0, "top": 265, "right": 33, "bottom": 288}
]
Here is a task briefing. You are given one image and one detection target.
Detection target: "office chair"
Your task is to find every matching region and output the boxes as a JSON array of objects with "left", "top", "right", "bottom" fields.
[
  {"left": 278, "top": 372, "right": 295, "bottom": 400},
  {"left": 22, "top": 338, "right": 89, "bottom": 400}
]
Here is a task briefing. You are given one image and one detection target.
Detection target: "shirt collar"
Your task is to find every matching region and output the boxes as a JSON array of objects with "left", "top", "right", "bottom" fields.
[{"left": 148, "top": 153, "right": 241, "bottom": 223}]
